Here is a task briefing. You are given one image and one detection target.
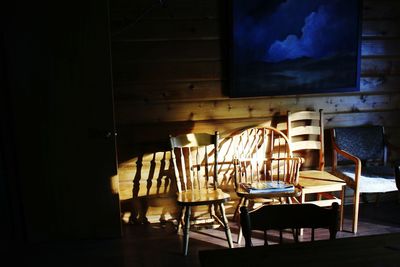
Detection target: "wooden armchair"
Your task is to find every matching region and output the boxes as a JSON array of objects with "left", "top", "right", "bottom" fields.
[
  {"left": 240, "top": 203, "right": 339, "bottom": 247},
  {"left": 232, "top": 126, "right": 303, "bottom": 244},
  {"left": 331, "top": 125, "right": 399, "bottom": 233}
]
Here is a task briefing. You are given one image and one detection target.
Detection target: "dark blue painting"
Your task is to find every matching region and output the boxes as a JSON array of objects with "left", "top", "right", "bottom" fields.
[{"left": 230, "top": 0, "right": 362, "bottom": 97}]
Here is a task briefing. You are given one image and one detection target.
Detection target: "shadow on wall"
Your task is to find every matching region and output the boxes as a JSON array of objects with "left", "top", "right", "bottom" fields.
[
  {"left": 118, "top": 114, "right": 288, "bottom": 224},
  {"left": 120, "top": 150, "right": 177, "bottom": 225}
]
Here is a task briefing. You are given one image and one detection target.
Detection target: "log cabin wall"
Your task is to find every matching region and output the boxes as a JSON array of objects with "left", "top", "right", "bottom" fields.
[{"left": 109, "top": 0, "right": 400, "bottom": 223}]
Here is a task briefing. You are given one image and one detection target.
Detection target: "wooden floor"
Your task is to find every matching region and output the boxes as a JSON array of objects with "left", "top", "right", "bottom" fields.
[{"left": 6, "top": 201, "right": 400, "bottom": 267}]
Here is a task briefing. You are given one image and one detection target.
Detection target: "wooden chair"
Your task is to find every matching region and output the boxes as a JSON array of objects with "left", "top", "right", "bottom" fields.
[
  {"left": 232, "top": 126, "right": 303, "bottom": 244},
  {"left": 331, "top": 125, "right": 399, "bottom": 233},
  {"left": 169, "top": 131, "right": 233, "bottom": 256},
  {"left": 240, "top": 202, "right": 339, "bottom": 247},
  {"left": 287, "top": 110, "right": 346, "bottom": 231}
]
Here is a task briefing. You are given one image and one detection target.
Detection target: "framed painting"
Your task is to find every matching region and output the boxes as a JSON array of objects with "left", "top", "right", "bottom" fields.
[{"left": 229, "top": 0, "right": 363, "bottom": 97}]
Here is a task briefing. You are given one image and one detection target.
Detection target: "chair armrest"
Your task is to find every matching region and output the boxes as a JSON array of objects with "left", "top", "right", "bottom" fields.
[
  {"left": 333, "top": 144, "right": 361, "bottom": 165},
  {"left": 331, "top": 131, "right": 362, "bottom": 186}
]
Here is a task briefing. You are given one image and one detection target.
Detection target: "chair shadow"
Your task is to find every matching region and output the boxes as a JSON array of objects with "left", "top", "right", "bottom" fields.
[{"left": 119, "top": 148, "right": 178, "bottom": 225}]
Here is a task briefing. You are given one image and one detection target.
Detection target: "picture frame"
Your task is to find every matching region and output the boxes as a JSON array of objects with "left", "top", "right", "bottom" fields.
[{"left": 229, "top": 0, "right": 363, "bottom": 97}]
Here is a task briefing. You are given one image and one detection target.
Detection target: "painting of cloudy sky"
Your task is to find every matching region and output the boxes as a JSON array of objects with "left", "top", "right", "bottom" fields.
[{"left": 230, "top": 0, "right": 361, "bottom": 97}]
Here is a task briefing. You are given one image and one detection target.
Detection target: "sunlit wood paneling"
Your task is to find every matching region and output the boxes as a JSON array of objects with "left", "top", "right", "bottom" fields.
[
  {"left": 116, "top": 94, "right": 400, "bottom": 124},
  {"left": 110, "top": 0, "right": 400, "bottom": 222}
]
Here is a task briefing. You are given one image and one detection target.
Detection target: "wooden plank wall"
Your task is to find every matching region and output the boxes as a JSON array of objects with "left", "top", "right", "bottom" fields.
[{"left": 110, "top": 0, "right": 400, "bottom": 223}]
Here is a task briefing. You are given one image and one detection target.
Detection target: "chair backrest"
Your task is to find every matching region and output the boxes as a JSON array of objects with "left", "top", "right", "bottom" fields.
[
  {"left": 332, "top": 126, "right": 386, "bottom": 166},
  {"left": 240, "top": 203, "right": 339, "bottom": 247},
  {"left": 232, "top": 127, "right": 300, "bottom": 187},
  {"left": 234, "top": 157, "right": 302, "bottom": 189},
  {"left": 169, "top": 132, "right": 219, "bottom": 192},
  {"left": 287, "top": 110, "right": 325, "bottom": 170},
  {"left": 234, "top": 126, "right": 293, "bottom": 161}
]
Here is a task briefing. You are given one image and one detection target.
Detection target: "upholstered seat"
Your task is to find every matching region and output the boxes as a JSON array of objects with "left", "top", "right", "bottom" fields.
[{"left": 335, "top": 165, "right": 396, "bottom": 193}]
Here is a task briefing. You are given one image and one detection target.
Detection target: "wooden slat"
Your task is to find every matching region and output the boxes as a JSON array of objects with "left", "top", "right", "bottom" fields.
[
  {"left": 362, "top": 39, "right": 400, "bottom": 57},
  {"left": 288, "top": 111, "right": 321, "bottom": 122},
  {"left": 115, "top": 74, "right": 400, "bottom": 105},
  {"left": 113, "top": 75, "right": 400, "bottom": 103},
  {"left": 291, "top": 141, "right": 321, "bottom": 152},
  {"left": 114, "top": 80, "right": 224, "bottom": 102},
  {"left": 113, "top": 76, "right": 400, "bottom": 103},
  {"left": 110, "top": 0, "right": 219, "bottom": 20},
  {"left": 113, "top": 60, "right": 221, "bottom": 82},
  {"left": 290, "top": 126, "right": 321, "bottom": 137},
  {"left": 111, "top": 18, "right": 220, "bottom": 41},
  {"left": 360, "top": 76, "right": 400, "bottom": 92},
  {"left": 112, "top": 22, "right": 400, "bottom": 43},
  {"left": 324, "top": 110, "right": 400, "bottom": 128},
  {"left": 363, "top": 0, "right": 400, "bottom": 19},
  {"left": 115, "top": 112, "right": 400, "bottom": 152},
  {"left": 111, "top": 40, "right": 220, "bottom": 61},
  {"left": 116, "top": 93, "right": 400, "bottom": 124},
  {"left": 362, "top": 19, "right": 400, "bottom": 38},
  {"left": 361, "top": 58, "right": 400, "bottom": 75}
]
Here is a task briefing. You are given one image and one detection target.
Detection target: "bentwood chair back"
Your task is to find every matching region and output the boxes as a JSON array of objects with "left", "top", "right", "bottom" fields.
[{"left": 169, "top": 131, "right": 233, "bottom": 255}]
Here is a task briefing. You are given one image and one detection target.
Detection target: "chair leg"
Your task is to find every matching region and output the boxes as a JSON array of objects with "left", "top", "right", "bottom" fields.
[
  {"left": 219, "top": 203, "right": 233, "bottom": 248},
  {"left": 176, "top": 206, "right": 184, "bottom": 233},
  {"left": 209, "top": 203, "right": 216, "bottom": 218},
  {"left": 236, "top": 198, "right": 248, "bottom": 245},
  {"left": 352, "top": 190, "right": 360, "bottom": 234},
  {"left": 233, "top": 197, "right": 244, "bottom": 222},
  {"left": 329, "top": 226, "right": 337, "bottom": 240},
  {"left": 182, "top": 206, "right": 191, "bottom": 256},
  {"left": 339, "top": 186, "right": 345, "bottom": 231},
  {"left": 299, "top": 193, "right": 306, "bottom": 236},
  {"left": 237, "top": 226, "right": 243, "bottom": 245},
  {"left": 264, "top": 230, "right": 268, "bottom": 246},
  {"left": 293, "top": 229, "right": 299, "bottom": 243}
]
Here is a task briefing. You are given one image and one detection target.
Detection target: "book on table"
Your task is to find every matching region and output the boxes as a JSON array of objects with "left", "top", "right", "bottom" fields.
[{"left": 240, "top": 181, "right": 294, "bottom": 193}]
